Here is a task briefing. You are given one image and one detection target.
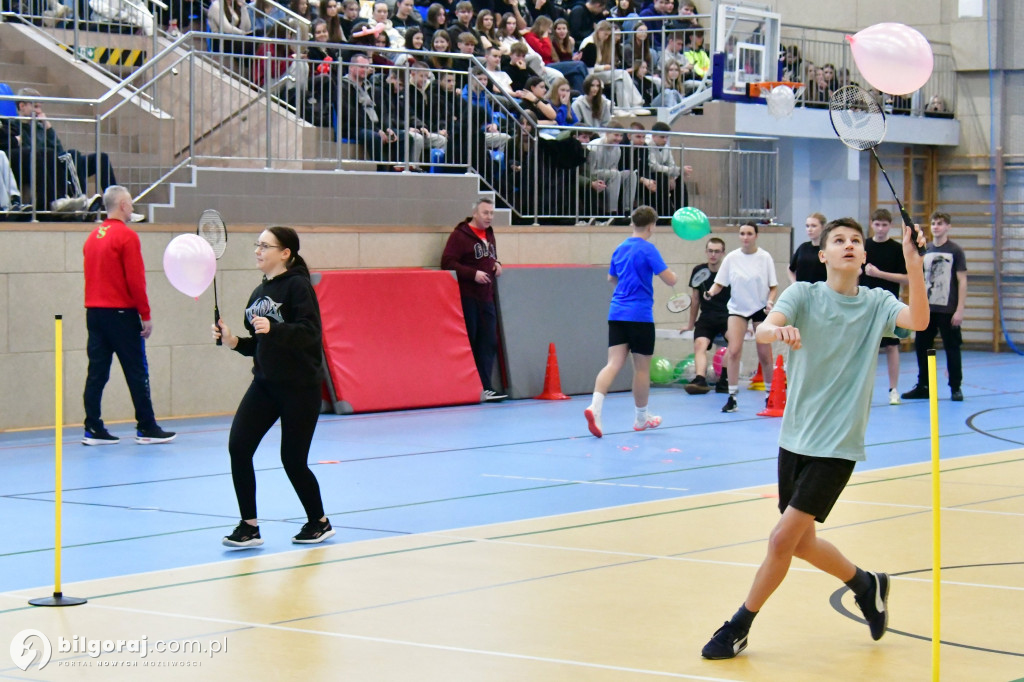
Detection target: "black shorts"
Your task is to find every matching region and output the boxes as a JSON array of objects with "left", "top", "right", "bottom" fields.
[
  {"left": 730, "top": 309, "right": 767, "bottom": 324},
  {"left": 693, "top": 315, "right": 729, "bottom": 344},
  {"left": 879, "top": 336, "right": 900, "bottom": 348},
  {"left": 777, "top": 447, "right": 856, "bottom": 523},
  {"left": 608, "top": 320, "right": 655, "bottom": 356}
]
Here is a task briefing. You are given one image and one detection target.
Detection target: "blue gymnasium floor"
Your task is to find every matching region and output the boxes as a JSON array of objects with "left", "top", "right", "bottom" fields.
[{"left": 1, "top": 350, "right": 1022, "bottom": 595}]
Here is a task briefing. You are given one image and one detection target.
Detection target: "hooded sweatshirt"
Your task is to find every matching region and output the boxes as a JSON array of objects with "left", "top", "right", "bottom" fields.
[
  {"left": 233, "top": 265, "right": 324, "bottom": 385},
  {"left": 440, "top": 219, "right": 498, "bottom": 302}
]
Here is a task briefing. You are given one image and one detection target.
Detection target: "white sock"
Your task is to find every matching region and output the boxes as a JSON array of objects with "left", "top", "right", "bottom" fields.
[
  {"left": 590, "top": 392, "right": 605, "bottom": 414},
  {"left": 729, "top": 385, "right": 738, "bottom": 395},
  {"left": 635, "top": 404, "right": 648, "bottom": 422},
  {"left": 764, "top": 383, "right": 772, "bottom": 394}
]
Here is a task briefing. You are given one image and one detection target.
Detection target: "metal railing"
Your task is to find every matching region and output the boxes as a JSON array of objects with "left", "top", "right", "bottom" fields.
[{"left": 1, "top": 30, "right": 779, "bottom": 225}]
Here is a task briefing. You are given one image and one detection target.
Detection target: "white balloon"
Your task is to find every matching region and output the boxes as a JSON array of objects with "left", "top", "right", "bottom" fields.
[{"left": 766, "top": 85, "right": 796, "bottom": 119}]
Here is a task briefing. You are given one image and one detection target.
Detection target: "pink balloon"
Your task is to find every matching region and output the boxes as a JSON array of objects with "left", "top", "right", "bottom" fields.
[
  {"left": 846, "top": 23, "right": 933, "bottom": 96},
  {"left": 712, "top": 347, "right": 727, "bottom": 376},
  {"left": 163, "top": 234, "right": 216, "bottom": 298}
]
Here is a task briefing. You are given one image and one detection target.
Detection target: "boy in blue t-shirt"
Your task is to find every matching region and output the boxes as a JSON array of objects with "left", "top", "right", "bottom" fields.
[
  {"left": 584, "top": 206, "right": 678, "bottom": 438},
  {"left": 701, "top": 218, "right": 929, "bottom": 660}
]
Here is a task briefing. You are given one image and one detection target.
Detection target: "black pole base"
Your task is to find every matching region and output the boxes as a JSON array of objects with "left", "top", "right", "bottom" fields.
[{"left": 29, "top": 592, "right": 87, "bottom": 607}]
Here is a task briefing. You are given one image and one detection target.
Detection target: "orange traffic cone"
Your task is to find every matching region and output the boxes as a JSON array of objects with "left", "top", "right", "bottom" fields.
[
  {"left": 758, "top": 355, "right": 787, "bottom": 417},
  {"left": 748, "top": 362, "right": 766, "bottom": 391},
  {"left": 535, "top": 342, "right": 570, "bottom": 400}
]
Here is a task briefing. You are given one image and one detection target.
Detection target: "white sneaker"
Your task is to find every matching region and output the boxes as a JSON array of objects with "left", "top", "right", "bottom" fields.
[
  {"left": 889, "top": 389, "right": 901, "bottom": 405},
  {"left": 634, "top": 414, "right": 662, "bottom": 431},
  {"left": 584, "top": 407, "right": 602, "bottom": 438},
  {"left": 50, "top": 195, "right": 88, "bottom": 212},
  {"left": 482, "top": 389, "right": 507, "bottom": 402},
  {"left": 129, "top": 212, "right": 147, "bottom": 223}
]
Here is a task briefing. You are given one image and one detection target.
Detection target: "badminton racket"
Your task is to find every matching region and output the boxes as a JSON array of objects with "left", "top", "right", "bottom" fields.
[
  {"left": 197, "top": 209, "right": 227, "bottom": 345},
  {"left": 828, "top": 85, "right": 926, "bottom": 255},
  {"left": 667, "top": 290, "right": 692, "bottom": 313}
]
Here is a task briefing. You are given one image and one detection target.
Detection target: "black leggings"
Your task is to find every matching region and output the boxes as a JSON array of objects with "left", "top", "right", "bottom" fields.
[{"left": 228, "top": 380, "right": 325, "bottom": 522}]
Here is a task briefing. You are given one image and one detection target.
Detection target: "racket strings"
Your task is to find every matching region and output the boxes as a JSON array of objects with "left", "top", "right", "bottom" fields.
[
  {"left": 199, "top": 213, "right": 227, "bottom": 259},
  {"left": 829, "top": 85, "right": 886, "bottom": 151}
]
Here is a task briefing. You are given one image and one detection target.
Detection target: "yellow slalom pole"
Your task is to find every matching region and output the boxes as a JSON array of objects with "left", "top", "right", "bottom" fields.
[
  {"left": 928, "top": 350, "right": 940, "bottom": 681},
  {"left": 29, "top": 315, "right": 85, "bottom": 607},
  {"left": 55, "top": 315, "right": 62, "bottom": 596}
]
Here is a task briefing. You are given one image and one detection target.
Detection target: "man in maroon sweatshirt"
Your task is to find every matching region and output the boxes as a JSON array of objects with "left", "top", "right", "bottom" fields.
[
  {"left": 82, "top": 185, "right": 175, "bottom": 445},
  {"left": 440, "top": 197, "right": 506, "bottom": 401}
]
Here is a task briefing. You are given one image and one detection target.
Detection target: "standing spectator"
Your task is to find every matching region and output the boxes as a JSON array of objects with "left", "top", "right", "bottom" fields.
[
  {"left": 583, "top": 205, "right": 677, "bottom": 437},
  {"left": 902, "top": 211, "right": 967, "bottom": 402},
  {"left": 788, "top": 212, "right": 828, "bottom": 283},
  {"left": 82, "top": 186, "right": 175, "bottom": 446},
  {"left": 706, "top": 220, "right": 778, "bottom": 413},
  {"left": 213, "top": 226, "right": 335, "bottom": 549},
  {"left": 682, "top": 236, "right": 730, "bottom": 394},
  {"left": 571, "top": 74, "right": 612, "bottom": 127},
  {"left": 568, "top": 0, "right": 607, "bottom": 45},
  {"left": 860, "top": 208, "right": 908, "bottom": 405},
  {"left": 15, "top": 88, "right": 117, "bottom": 202},
  {"left": 441, "top": 198, "right": 507, "bottom": 402}
]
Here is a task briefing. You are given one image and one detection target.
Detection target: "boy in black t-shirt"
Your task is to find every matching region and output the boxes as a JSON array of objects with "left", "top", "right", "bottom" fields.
[
  {"left": 902, "top": 211, "right": 968, "bottom": 402},
  {"left": 682, "top": 237, "right": 731, "bottom": 394},
  {"left": 860, "top": 208, "right": 908, "bottom": 405}
]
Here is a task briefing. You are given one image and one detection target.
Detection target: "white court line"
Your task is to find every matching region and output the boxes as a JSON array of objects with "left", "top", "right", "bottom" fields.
[
  {"left": 419, "top": 533, "right": 1024, "bottom": 593},
  {"left": 483, "top": 473, "right": 689, "bottom": 493},
  {"left": 59, "top": 603, "right": 742, "bottom": 682},
  {"left": 840, "top": 499, "right": 1024, "bottom": 517}
]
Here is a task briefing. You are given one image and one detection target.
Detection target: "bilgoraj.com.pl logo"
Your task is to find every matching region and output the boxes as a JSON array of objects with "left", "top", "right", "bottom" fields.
[{"left": 10, "top": 629, "right": 227, "bottom": 670}]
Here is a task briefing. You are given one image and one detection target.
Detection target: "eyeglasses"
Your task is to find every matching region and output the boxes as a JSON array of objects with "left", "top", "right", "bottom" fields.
[{"left": 254, "top": 242, "right": 283, "bottom": 252}]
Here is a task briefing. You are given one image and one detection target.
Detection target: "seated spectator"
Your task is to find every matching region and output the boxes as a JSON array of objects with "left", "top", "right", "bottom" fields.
[
  {"left": 651, "top": 58, "right": 684, "bottom": 106},
  {"left": 370, "top": 1, "right": 404, "bottom": 48},
  {"left": 0, "top": 149, "right": 30, "bottom": 216},
  {"left": 88, "top": 0, "right": 155, "bottom": 36},
  {"left": 568, "top": 0, "right": 607, "bottom": 46},
  {"left": 482, "top": 45, "right": 515, "bottom": 96},
  {"left": 404, "top": 26, "right": 426, "bottom": 50},
  {"left": 623, "top": 21, "right": 656, "bottom": 72},
  {"left": 0, "top": 116, "right": 74, "bottom": 212},
  {"left": 249, "top": 0, "right": 288, "bottom": 36},
  {"left": 632, "top": 59, "right": 661, "bottom": 107},
  {"left": 620, "top": 121, "right": 657, "bottom": 211},
  {"left": 475, "top": 10, "right": 499, "bottom": 51},
  {"left": 571, "top": 74, "right": 612, "bottom": 127},
  {"left": 207, "top": 0, "right": 253, "bottom": 53},
  {"left": 647, "top": 120, "right": 689, "bottom": 213},
  {"left": 320, "top": 0, "right": 347, "bottom": 41},
  {"left": 682, "top": 29, "right": 710, "bottom": 83},
  {"left": 370, "top": 28, "right": 397, "bottom": 66},
  {"left": 375, "top": 68, "right": 413, "bottom": 164},
  {"left": 497, "top": 11, "right": 524, "bottom": 54},
  {"left": 447, "top": 1, "right": 482, "bottom": 55},
  {"left": 925, "top": 94, "right": 952, "bottom": 118},
  {"left": 420, "top": 2, "right": 446, "bottom": 48},
  {"left": 551, "top": 18, "right": 578, "bottom": 63},
  {"left": 609, "top": 0, "right": 639, "bottom": 33},
  {"left": 426, "top": 29, "right": 455, "bottom": 71},
  {"left": 338, "top": 53, "right": 400, "bottom": 163},
  {"left": 637, "top": 0, "right": 678, "bottom": 51},
  {"left": 550, "top": 77, "right": 580, "bottom": 126},
  {"left": 525, "top": 16, "right": 588, "bottom": 93},
  {"left": 587, "top": 121, "right": 635, "bottom": 220},
  {"left": 654, "top": 30, "right": 685, "bottom": 71},
  {"left": 580, "top": 21, "right": 645, "bottom": 109},
  {"left": 339, "top": 0, "right": 361, "bottom": 38},
  {"left": 289, "top": 0, "right": 315, "bottom": 36},
  {"left": 408, "top": 63, "right": 451, "bottom": 164},
  {"left": 516, "top": 76, "right": 558, "bottom": 123},
  {"left": 16, "top": 88, "right": 115, "bottom": 199},
  {"left": 391, "top": 0, "right": 422, "bottom": 34},
  {"left": 781, "top": 44, "right": 802, "bottom": 83},
  {"left": 502, "top": 42, "right": 535, "bottom": 92},
  {"left": 461, "top": 69, "right": 512, "bottom": 152}
]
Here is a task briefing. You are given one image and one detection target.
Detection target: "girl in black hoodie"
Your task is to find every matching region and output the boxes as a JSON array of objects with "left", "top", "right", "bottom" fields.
[{"left": 214, "top": 226, "right": 334, "bottom": 548}]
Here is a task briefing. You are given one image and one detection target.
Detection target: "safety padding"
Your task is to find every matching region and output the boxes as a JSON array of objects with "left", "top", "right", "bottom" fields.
[
  {"left": 314, "top": 269, "right": 483, "bottom": 413},
  {"left": 496, "top": 265, "right": 632, "bottom": 399}
]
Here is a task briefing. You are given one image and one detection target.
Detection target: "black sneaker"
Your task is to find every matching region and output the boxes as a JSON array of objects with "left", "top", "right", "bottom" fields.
[
  {"left": 292, "top": 518, "right": 336, "bottom": 544},
  {"left": 901, "top": 384, "right": 930, "bottom": 400},
  {"left": 136, "top": 426, "right": 176, "bottom": 444},
  {"left": 701, "top": 621, "right": 748, "bottom": 659},
  {"left": 951, "top": 388, "right": 963, "bottom": 402},
  {"left": 715, "top": 367, "right": 729, "bottom": 394},
  {"left": 82, "top": 428, "right": 120, "bottom": 446},
  {"left": 684, "top": 375, "right": 712, "bottom": 395},
  {"left": 222, "top": 521, "right": 263, "bottom": 548},
  {"left": 722, "top": 395, "right": 737, "bottom": 413},
  {"left": 854, "top": 571, "right": 890, "bottom": 641}
]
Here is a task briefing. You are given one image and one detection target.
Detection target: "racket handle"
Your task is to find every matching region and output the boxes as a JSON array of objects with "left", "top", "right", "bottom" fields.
[
  {"left": 898, "top": 206, "right": 927, "bottom": 256},
  {"left": 214, "top": 306, "right": 222, "bottom": 346}
]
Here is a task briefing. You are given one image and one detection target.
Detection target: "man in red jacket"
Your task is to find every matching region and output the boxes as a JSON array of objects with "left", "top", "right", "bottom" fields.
[
  {"left": 441, "top": 197, "right": 507, "bottom": 402},
  {"left": 82, "top": 185, "right": 175, "bottom": 445}
]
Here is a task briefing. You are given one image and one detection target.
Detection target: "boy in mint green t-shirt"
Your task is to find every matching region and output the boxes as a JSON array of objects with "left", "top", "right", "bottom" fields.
[{"left": 701, "top": 217, "right": 929, "bottom": 660}]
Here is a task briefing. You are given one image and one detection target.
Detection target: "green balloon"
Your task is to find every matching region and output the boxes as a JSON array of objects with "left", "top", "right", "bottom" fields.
[
  {"left": 650, "top": 356, "right": 673, "bottom": 384},
  {"left": 671, "top": 207, "right": 711, "bottom": 240},
  {"left": 673, "top": 358, "right": 696, "bottom": 383}
]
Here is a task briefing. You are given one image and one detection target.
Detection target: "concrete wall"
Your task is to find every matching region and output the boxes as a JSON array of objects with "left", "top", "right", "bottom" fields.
[{"left": 0, "top": 224, "right": 791, "bottom": 431}]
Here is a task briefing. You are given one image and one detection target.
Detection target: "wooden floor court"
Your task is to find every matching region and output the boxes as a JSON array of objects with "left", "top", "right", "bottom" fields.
[{"left": 1, "top": 351, "right": 1023, "bottom": 680}]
